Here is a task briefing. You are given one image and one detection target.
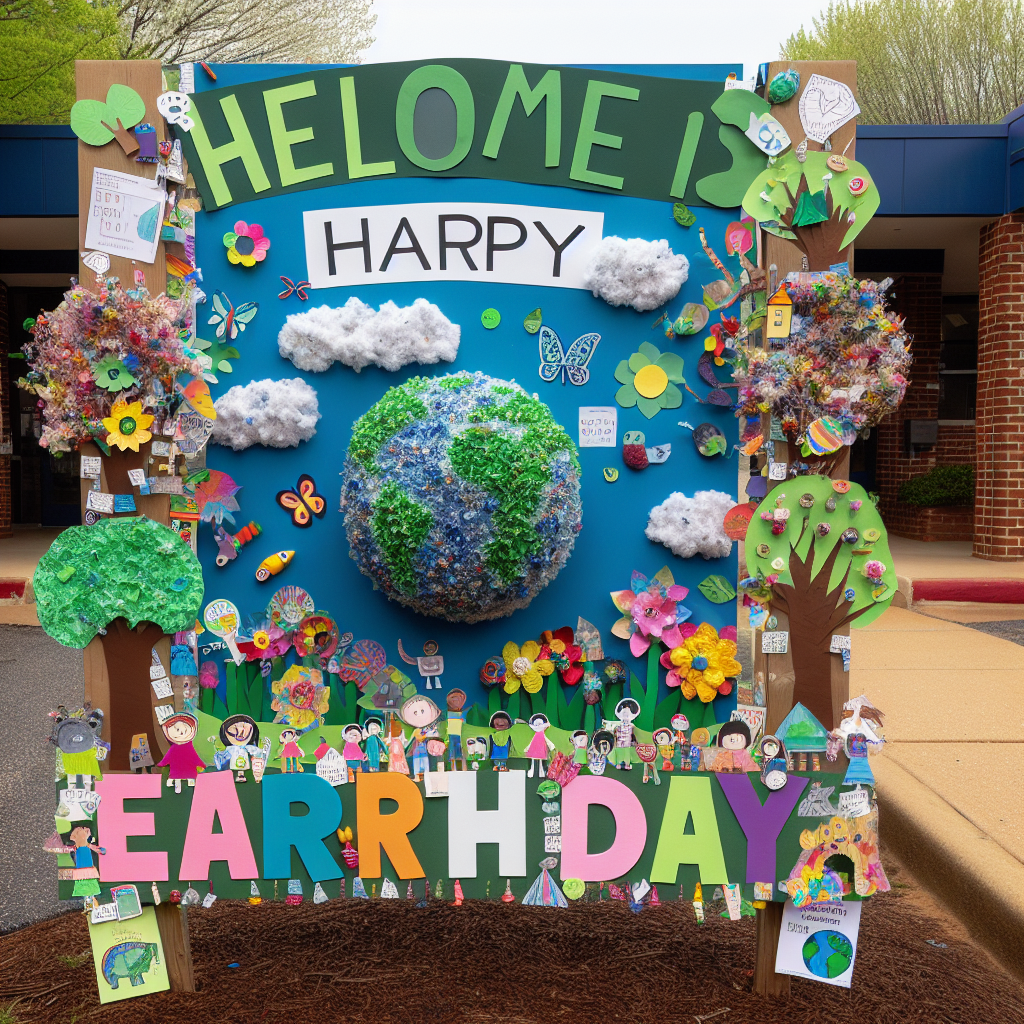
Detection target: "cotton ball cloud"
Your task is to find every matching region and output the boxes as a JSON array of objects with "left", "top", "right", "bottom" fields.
[
  {"left": 646, "top": 490, "right": 734, "bottom": 560},
  {"left": 211, "top": 378, "right": 321, "bottom": 450},
  {"left": 278, "top": 297, "right": 461, "bottom": 373},
  {"left": 584, "top": 236, "right": 689, "bottom": 312}
]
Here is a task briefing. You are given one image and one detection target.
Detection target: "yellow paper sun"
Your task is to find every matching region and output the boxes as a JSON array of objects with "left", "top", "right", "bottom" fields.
[{"left": 102, "top": 398, "right": 153, "bottom": 452}]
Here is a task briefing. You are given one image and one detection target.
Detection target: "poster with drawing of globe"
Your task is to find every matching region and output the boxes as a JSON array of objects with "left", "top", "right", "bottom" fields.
[
  {"left": 340, "top": 372, "right": 582, "bottom": 623},
  {"left": 801, "top": 930, "right": 854, "bottom": 980}
]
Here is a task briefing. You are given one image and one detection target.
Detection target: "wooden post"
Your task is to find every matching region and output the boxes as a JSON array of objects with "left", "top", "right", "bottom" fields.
[
  {"left": 155, "top": 903, "right": 196, "bottom": 992},
  {"left": 751, "top": 59, "right": 861, "bottom": 997}
]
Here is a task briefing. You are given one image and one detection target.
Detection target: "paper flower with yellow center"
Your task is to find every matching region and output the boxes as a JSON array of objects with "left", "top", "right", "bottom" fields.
[
  {"left": 102, "top": 398, "right": 153, "bottom": 452},
  {"left": 660, "top": 622, "right": 741, "bottom": 702},
  {"left": 502, "top": 640, "right": 554, "bottom": 693},
  {"left": 223, "top": 221, "right": 270, "bottom": 267},
  {"left": 614, "top": 342, "right": 685, "bottom": 419}
]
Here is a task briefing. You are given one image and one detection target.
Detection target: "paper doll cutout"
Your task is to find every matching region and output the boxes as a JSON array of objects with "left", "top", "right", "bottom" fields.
[
  {"left": 213, "top": 715, "right": 260, "bottom": 782},
  {"left": 611, "top": 698, "right": 640, "bottom": 770},
  {"left": 398, "top": 639, "right": 444, "bottom": 689},
  {"left": 157, "top": 714, "right": 205, "bottom": 793},
  {"left": 400, "top": 694, "right": 442, "bottom": 781},
  {"left": 445, "top": 689, "right": 467, "bottom": 770},
  {"left": 525, "top": 713, "right": 555, "bottom": 778},
  {"left": 277, "top": 728, "right": 305, "bottom": 773},
  {"left": 129, "top": 733, "right": 154, "bottom": 774},
  {"left": 487, "top": 711, "right": 516, "bottom": 772},
  {"left": 709, "top": 721, "right": 758, "bottom": 773}
]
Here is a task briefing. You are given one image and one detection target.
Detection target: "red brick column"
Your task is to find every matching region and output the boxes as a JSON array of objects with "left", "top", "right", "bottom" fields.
[
  {"left": 975, "top": 213, "right": 1024, "bottom": 560},
  {"left": 0, "top": 280, "right": 11, "bottom": 539}
]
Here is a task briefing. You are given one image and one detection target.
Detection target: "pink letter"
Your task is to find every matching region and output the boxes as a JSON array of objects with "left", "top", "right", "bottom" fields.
[
  {"left": 97, "top": 773, "right": 168, "bottom": 881},
  {"left": 560, "top": 775, "right": 647, "bottom": 881},
  {"left": 179, "top": 770, "right": 258, "bottom": 880}
]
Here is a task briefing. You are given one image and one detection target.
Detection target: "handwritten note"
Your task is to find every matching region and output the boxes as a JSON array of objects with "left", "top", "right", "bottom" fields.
[
  {"left": 84, "top": 168, "right": 166, "bottom": 264},
  {"left": 578, "top": 406, "right": 617, "bottom": 447}
]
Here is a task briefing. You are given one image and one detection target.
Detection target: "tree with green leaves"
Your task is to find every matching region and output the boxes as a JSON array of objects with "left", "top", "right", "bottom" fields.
[
  {"left": 34, "top": 517, "right": 204, "bottom": 771},
  {"left": 783, "top": 0, "right": 1024, "bottom": 124}
]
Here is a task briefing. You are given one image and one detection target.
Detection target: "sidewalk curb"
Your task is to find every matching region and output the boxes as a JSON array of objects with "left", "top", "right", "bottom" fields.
[
  {"left": 911, "top": 578, "right": 1024, "bottom": 604},
  {"left": 875, "top": 754, "right": 1024, "bottom": 982}
]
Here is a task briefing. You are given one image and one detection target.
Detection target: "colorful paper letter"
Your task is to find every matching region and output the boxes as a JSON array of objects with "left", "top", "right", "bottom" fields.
[
  {"left": 262, "top": 773, "right": 342, "bottom": 880},
  {"left": 356, "top": 772, "right": 425, "bottom": 879},
  {"left": 718, "top": 772, "right": 808, "bottom": 883},
  {"left": 448, "top": 769, "right": 526, "bottom": 878},
  {"left": 178, "top": 770, "right": 258, "bottom": 880},
  {"left": 96, "top": 773, "right": 168, "bottom": 881},
  {"left": 560, "top": 775, "right": 647, "bottom": 881},
  {"left": 650, "top": 776, "right": 729, "bottom": 884}
]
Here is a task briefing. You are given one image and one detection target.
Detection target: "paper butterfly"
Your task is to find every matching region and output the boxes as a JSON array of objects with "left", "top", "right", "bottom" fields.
[
  {"left": 208, "top": 289, "right": 258, "bottom": 341},
  {"left": 538, "top": 325, "right": 600, "bottom": 386},
  {"left": 276, "top": 473, "right": 326, "bottom": 527}
]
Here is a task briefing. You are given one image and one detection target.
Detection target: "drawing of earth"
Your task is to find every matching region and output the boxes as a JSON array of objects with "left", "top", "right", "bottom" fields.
[
  {"left": 801, "top": 929, "right": 854, "bottom": 979},
  {"left": 340, "top": 372, "right": 582, "bottom": 622}
]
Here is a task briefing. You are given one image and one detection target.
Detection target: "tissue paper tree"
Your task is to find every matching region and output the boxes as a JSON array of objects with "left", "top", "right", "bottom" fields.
[
  {"left": 33, "top": 517, "right": 204, "bottom": 770},
  {"left": 745, "top": 476, "right": 896, "bottom": 729}
]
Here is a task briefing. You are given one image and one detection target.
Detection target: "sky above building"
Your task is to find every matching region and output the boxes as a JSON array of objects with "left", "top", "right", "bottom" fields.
[{"left": 363, "top": 0, "right": 829, "bottom": 80}]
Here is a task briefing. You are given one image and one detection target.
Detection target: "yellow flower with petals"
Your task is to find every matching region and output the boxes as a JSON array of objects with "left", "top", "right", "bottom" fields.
[
  {"left": 102, "top": 398, "right": 153, "bottom": 452},
  {"left": 665, "top": 623, "right": 742, "bottom": 703},
  {"left": 501, "top": 640, "right": 554, "bottom": 694}
]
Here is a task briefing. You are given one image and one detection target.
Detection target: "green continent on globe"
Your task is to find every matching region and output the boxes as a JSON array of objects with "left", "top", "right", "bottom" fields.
[
  {"left": 341, "top": 372, "right": 583, "bottom": 623},
  {"left": 801, "top": 930, "right": 853, "bottom": 979}
]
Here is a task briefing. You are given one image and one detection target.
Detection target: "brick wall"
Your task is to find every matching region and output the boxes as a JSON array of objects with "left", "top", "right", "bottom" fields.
[
  {"left": 0, "top": 280, "right": 10, "bottom": 539},
  {"left": 975, "top": 213, "right": 1024, "bottom": 560}
]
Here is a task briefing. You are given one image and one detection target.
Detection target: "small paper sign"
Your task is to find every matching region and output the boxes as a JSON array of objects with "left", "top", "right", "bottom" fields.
[
  {"left": 80, "top": 456, "right": 102, "bottom": 479},
  {"left": 85, "top": 490, "right": 115, "bottom": 513},
  {"left": 543, "top": 816, "right": 561, "bottom": 835},
  {"left": 151, "top": 676, "right": 173, "bottom": 699},
  {"left": 149, "top": 664, "right": 167, "bottom": 680},
  {"left": 149, "top": 475, "right": 185, "bottom": 494},
  {"left": 761, "top": 631, "right": 789, "bottom": 654},
  {"left": 775, "top": 899, "right": 862, "bottom": 988},
  {"left": 154, "top": 704, "right": 176, "bottom": 723},
  {"left": 754, "top": 882, "right": 773, "bottom": 902},
  {"left": 829, "top": 635, "right": 851, "bottom": 653},
  {"left": 90, "top": 902, "right": 119, "bottom": 924},
  {"left": 127, "top": 468, "right": 147, "bottom": 487},
  {"left": 151, "top": 440, "right": 171, "bottom": 456},
  {"left": 201, "top": 892, "right": 217, "bottom": 908},
  {"left": 578, "top": 406, "right": 617, "bottom": 447},
  {"left": 768, "top": 462, "right": 788, "bottom": 480},
  {"left": 114, "top": 494, "right": 137, "bottom": 512},
  {"left": 543, "top": 834, "right": 562, "bottom": 852}
]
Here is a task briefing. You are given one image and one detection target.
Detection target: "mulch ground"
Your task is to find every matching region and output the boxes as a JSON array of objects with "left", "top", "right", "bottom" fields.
[{"left": 2, "top": 878, "right": 1022, "bottom": 1024}]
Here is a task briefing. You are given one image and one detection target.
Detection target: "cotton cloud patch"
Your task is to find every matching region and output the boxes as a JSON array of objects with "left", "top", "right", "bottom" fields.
[
  {"left": 584, "top": 236, "right": 689, "bottom": 312},
  {"left": 646, "top": 490, "right": 734, "bottom": 559},
  {"left": 211, "top": 377, "right": 320, "bottom": 450},
  {"left": 277, "top": 297, "right": 461, "bottom": 373}
]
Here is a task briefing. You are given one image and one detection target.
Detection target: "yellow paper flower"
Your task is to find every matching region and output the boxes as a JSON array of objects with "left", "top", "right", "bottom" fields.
[
  {"left": 501, "top": 640, "right": 555, "bottom": 694},
  {"left": 665, "top": 623, "right": 741, "bottom": 703},
  {"left": 102, "top": 398, "right": 153, "bottom": 452}
]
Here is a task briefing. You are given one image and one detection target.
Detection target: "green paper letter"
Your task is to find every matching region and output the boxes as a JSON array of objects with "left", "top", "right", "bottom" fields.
[
  {"left": 187, "top": 95, "right": 271, "bottom": 208},
  {"left": 340, "top": 76, "right": 397, "bottom": 179},
  {"left": 483, "top": 65, "right": 561, "bottom": 167},
  {"left": 263, "top": 80, "right": 334, "bottom": 186},
  {"left": 650, "top": 776, "right": 729, "bottom": 884},
  {"left": 396, "top": 65, "right": 476, "bottom": 172},
  {"left": 669, "top": 111, "right": 704, "bottom": 200},
  {"left": 569, "top": 79, "right": 639, "bottom": 190}
]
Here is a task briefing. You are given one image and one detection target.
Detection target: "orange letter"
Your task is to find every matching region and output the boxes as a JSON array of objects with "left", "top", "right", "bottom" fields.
[{"left": 356, "top": 773, "right": 425, "bottom": 879}]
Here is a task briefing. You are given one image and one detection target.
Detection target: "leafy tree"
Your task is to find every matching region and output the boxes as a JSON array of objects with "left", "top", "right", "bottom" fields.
[
  {"left": 783, "top": 0, "right": 1024, "bottom": 124},
  {"left": 34, "top": 517, "right": 204, "bottom": 770},
  {"left": 0, "top": 0, "right": 120, "bottom": 123}
]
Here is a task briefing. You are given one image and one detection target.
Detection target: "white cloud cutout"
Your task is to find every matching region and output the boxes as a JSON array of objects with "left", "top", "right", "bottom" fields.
[
  {"left": 646, "top": 490, "right": 735, "bottom": 559},
  {"left": 211, "top": 377, "right": 320, "bottom": 450},
  {"left": 584, "top": 236, "right": 689, "bottom": 312}
]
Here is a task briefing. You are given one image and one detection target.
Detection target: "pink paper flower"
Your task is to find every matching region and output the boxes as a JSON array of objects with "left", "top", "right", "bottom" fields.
[
  {"left": 611, "top": 567, "right": 691, "bottom": 657},
  {"left": 223, "top": 221, "right": 270, "bottom": 267}
]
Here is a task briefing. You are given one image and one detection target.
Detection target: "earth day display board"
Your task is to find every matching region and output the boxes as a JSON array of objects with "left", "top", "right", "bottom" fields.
[{"left": 31, "top": 57, "right": 901, "bottom": 997}]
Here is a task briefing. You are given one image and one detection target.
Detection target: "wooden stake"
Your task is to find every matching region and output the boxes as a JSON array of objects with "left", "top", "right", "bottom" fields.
[
  {"left": 155, "top": 903, "right": 196, "bottom": 992},
  {"left": 754, "top": 902, "right": 790, "bottom": 996}
]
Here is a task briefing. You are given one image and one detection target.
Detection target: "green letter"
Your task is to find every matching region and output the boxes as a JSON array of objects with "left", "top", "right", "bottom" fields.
[
  {"left": 263, "top": 80, "right": 333, "bottom": 187},
  {"left": 650, "top": 776, "right": 729, "bottom": 885},
  {"left": 482, "top": 65, "right": 561, "bottom": 167},
  {"left": 187, "top": 95, "right": 271, "bottom": 208},
  {"left": 669, "top": 111, "right": 704, "bottom": 200},
  {"left": 340, "top": 76, "right": 397, "bottom": 179},
  {"left": 569, "top": 79, "right": 639, "bottom": 190},
  {"left": 395, "top": 65, "right": 475, "bottom": 172}
]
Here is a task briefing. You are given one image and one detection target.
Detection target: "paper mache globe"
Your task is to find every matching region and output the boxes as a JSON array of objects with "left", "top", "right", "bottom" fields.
[{"left": 341, "top": 372, "right": 583, "bottom": 622}]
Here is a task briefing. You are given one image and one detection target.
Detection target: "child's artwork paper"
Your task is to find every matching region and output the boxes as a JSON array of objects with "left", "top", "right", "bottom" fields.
[
  {"left": 578, "top": 407, "right": 617, "bottom": 447},
  {"left": 775, "top": 899, "right": 862, "bottom": 988},
  {"left": 84, "top": 168, "right": 166, "bottom": 264},
  {"left": 89, "top": 905, "right": 169, "bottom": 1003}
]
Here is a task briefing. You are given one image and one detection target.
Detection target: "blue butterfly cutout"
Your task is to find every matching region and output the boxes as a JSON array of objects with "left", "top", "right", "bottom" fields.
[{"left": 538, "top": 325, "right": 600, "bottom": 386}]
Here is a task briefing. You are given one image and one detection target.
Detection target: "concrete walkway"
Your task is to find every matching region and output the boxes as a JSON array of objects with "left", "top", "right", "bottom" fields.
[{"left": 853, "top": 605, "right": 1024, "bottom": 978}]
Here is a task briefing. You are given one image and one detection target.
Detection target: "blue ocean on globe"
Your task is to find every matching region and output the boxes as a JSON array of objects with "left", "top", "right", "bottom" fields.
[{"left": 801, "top": 929, "right": 854, "bottom": 979}]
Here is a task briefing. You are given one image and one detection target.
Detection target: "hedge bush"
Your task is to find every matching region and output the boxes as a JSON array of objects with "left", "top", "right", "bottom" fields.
[{"left": 898, "top": 464, "right": 974, "bottom": 507}]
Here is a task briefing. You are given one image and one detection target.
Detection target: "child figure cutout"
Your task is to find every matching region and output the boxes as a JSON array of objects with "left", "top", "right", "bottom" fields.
[
  {"left": 709, "top": 720, "right": 758, "bottom": 773},
  {"left": 524, "top": 713, "right": 555, "bottom": 778},
  {"left": 362, "top": 716, "right": 387, "bottom": 772},
  {"left": 670, "top": 713, "right": 690, "bottom": 769},
  {"left": 215, "top": 714, "right": 260, "bottom": 782},
  {"left": 341, "top": 723, "right": 366, "bottom": 781},
  {"left": 445, "top": 689, "right": 467, "bottom": 770},
  {"left": 400, "top": 694, "right": 442, "bottom": 781},
  {"left": 487, "top": 711, "right": 515, "bottom": 771},
  {"left": 611, "top": 698, "right": 640, "bottom": 770},
  {"left": 653, "top": 727, "right": 676, "bottom": 773},
  {"left": 157, "top": 714, "right": 205, "bottom": 793},
  {"left": 588, "top": 730, "right": 614, "bottom": 775},
  {"left": 386, "top": 718, "right": 410, "bottom": 775},
  {"left": 570, "top": 730, "right": 589, "bottom": 766},
  {"left": 466, "top": 736, "right": 487, "bottom": 769},
  {"left": 129, "top": 733, "right": 154, "bottom": 774},
  {"left": 277, "top": 728, "right": 305, "bottom": 773},
  {"left": 398, "top": 639, "right": 444, "bottom": 689}
]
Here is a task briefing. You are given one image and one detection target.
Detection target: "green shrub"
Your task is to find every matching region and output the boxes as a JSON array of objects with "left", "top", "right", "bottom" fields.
[{"left": 898, "top": 464, "right": 974, "bottom": 507}]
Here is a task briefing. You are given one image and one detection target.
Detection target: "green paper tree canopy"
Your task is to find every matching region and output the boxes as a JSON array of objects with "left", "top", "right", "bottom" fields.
[
  {"left": 745, "top": 476, "right": 896, "bottom": 629},
  {"left": 70, "top": 83, "right": 146, "bottom": 146},
  {"left": 34, "top": 517, "right": 204, "bottom": 648},
  {"left": 741, "top": 151, "right": 880, "bottom": 250}
]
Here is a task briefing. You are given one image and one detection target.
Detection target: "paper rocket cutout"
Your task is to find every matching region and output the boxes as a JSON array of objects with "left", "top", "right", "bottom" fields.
[
  {"left": 575, "top": 617, "right": 604, "bottom": 661},
  {"left": 523, "top": 866, "right": 568, "bottom": 907}
]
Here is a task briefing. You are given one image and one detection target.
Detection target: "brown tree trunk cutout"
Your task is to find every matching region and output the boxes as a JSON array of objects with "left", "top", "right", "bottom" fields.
[
  {"left": 100, "top": 118, "right": 139, "bottom": 155},
  {"left": 778, "top": 175, "right": 850, "bottom": 272},
  {"left": 99, "top": 618, "right": 166, "bottom": 771},
  {"left": 769, "top": 521, "right": 870, "bottom": 730}
]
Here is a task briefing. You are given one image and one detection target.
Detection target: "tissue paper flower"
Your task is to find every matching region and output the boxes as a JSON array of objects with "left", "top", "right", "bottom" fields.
[
  {"left": 271, "top": 664, "right": 329, "bottom": 730},
  {"left": 223, "top": 221, "right": 270, "bottom": 267},
  {"left": 660, "top": 622, "right": 741, "bottom": 702},
  {"left": 502, "top": 640, "right": 554, "bottom": 694},
  {"left": 92, "top": 355, "right": 138, "bottom": 392},
  {"left": 614, "top": 342, "right": 685, "bottom": 419},
  {"left": 102, "top": 398, "right": 153, "bottom": 451},
  {"left": 540, "top": 626, "right": 584, "bottom": 685},
  {"left": 611, "top": 567, "right": 691, "bottom": 657}
]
